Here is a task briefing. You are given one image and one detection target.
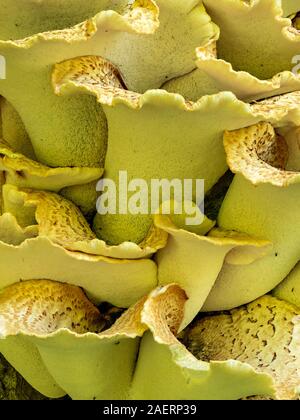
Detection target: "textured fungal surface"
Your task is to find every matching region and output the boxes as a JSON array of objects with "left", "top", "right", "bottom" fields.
[
  {"left": 155, "top": 210, "right": 272, "bottom": 329},
  {"left": 0, "top": 280, "right": 105, "bottom": 336},
  {"left": 203, "top": 117, "right": 300, "bottom": 311},
  {"left": 184, "top": 296, "right": 300, "bottom": 400},
  {"left": 1, "top": 0, "right": 300, "bottom": 401}
]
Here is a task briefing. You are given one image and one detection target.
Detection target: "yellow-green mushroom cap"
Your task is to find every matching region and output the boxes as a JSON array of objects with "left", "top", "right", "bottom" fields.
[
  {"left": 203, "top": 116, "right": 300, "bottom": 311},
  {"left": 203, "top": 0, "right": 300, "bottom": 79},
  {"left": 130, "top": 284, "right": 275, "bottom": 400},
  {"left": 164, "top": 0, "right": 300, "bottom": 102},
  {"left": 0, "top": 279, "right": 146, "bottom": 399},
  {"left": 281, "top": 0, "right": 300, "bottom": 17},
  {"left": 273, "top": 262, "right": 300, "bottom": 308},
  {"left": 0, "top": 224, "right": 158, "bottom": 308},
  {"left": 1, "top": 185, "right": 168, "bottom": 259},
  {"left": 0, "top": 281, "right": 277, "bottom": 400},
  {"left": 0, "top": 0, "right": 130, "bottom": 40},
  {"left": 0, "top": 212, "right": 38, "bottom": 245},
  {"left": 0, "top": 1, "right": 159, "bottom": 169},
  {"left": 0, "top": 279, "right": 105, "bottom": 398},
  {"left": 0, "top": 98, "right": 35, "bottom": 159},
  {"left": 53, "top": 57, "right": 300, "bottom": 244}
]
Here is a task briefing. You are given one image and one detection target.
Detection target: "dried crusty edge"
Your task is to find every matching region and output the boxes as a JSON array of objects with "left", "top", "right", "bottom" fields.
[
  {"left": 2, "top": 185, "right": 168, "bottom": 259},
  {"left": 0, "top": 140, "right": 103, "bottom": 192},
  {"left": 0, "top": 281, "right": 275, "bottom": 400},
  {"left": 185, "top": 296, "right": 300, "bottom": 400},
  {"left": 0, "top": 279, "right": 147, "bottom": 399},
  {"left": 226, "top": 91, "right": 300, "bottom": 187},
  {"left": 251, "top": 90, "right": 300, "bottom": 123},
  {"left": 224, "top": 121, "right": 300, "bottom": 187},
  {"left": 164, "top": 38, "right": 300, "bottom": 102},
  {"left": 53, "top": 55, "right": 147, "bottom": 109}
]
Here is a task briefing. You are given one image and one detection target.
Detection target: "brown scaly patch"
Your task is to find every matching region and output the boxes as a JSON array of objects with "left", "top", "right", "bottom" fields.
[
  {"left": 224, "top": 121, "right": 300, "bottom": 187},
  {"left": 0, "top": 280, "right": 105, "bottom": 336},
  {"left": 182, "top": 296, "right": 300, "bottom": 400}
]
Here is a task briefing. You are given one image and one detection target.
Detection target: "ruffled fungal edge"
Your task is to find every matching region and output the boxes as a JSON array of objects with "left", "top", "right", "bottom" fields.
[
  {"left": 223, "top": 121, "right": 300, "bottom": 187},
  {"left": 53, "top": 55, "right": 300, "bottom": 129},
  {"left": 0, "top": 212, "right": 38, "bottom": 245},
  {"left": 273, "top": 261, "right": 300, "bottom": 308},
  {"left": 0, "top": 279, "right": 148, "bottom": 399},
  {"left": 0, "top": 0, "right": 159, "bottom": 50},
  {"left": 194, "top": 40, "right": 300, "bottom": 102},
  {"left": 154, "top": 212, "right": 272, "bottom": 265},
  {"left": 0, "top": 281, "right": 276, "bottom": 400},
  {"left": 184, "top": 295, "right": 300, "bottom": 400},
  {"left": 2, "top": 185, "right": 168, "bottom": 259},
  {"left": 130, "top": 284, "right": 276, "bottom": 400},
  {"left": 202, "top": 0, "right": 300, "bottom": 79},
  {"left": 154, "top": 210, "right": 272, "bottom": 330},
  {"left": 53, "top": 55, "right": 246, "bottom": 111},
  {"left": 0, "top": 140, "right": 103, "bottom": 191}
]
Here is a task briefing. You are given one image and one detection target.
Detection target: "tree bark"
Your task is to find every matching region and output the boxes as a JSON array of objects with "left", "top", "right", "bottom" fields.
[{"left": 0, "top": 354, "right": 48, "bottom": 400}]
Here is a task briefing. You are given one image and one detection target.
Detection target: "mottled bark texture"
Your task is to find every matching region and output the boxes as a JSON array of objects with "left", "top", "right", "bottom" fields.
[{"left": 0, "top": 354, "right": 48, "bottom": 400}]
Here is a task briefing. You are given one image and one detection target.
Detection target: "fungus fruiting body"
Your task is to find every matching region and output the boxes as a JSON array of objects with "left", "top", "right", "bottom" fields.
[{"left": 1, "top": 0, "right": 300, "bottom": 400}]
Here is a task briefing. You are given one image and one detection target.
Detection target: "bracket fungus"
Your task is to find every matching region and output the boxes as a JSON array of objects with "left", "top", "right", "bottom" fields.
[
  {"left": 202, "top": 0, "right": 300, "bottom": 79},
  {"left": 0, "top": 186, "right": 158, "bottom": 307},
  {"left": 0, "top": 141, "right": 103, "bottom": 192},
  {"left": 155, "top": 208, "right": 272, "bottom": 329},
  {"left": 203, "top": 117, "right": 300, "bottom": 311},
  {"left": 53, "top": 56, "right": 300, "bottom": 244},
  {"left": 2, "top": 185, "right": 168, "bottom": 259},
  {"left": 1, "top": 0, "right": 300, "bottom": 400},
  {"left": 0, "top": 279, "right": 142, "bottom": 399},
  {"left": 184, "top": 296, "right": 300, "bottom": 400},
  {"left": 165, "top": 0, "right": 300, "bottom": 102},
  {"left": 0, "top": 280, "right": 289, "bottom": 400},
  {"left": 0, "top": 0, "right": 217, "bottom": 168},
  {"left": 274, "top": 262, "right": 300, "bottom": 308},
  {"left": 0, "top": 0, "right": 219, "bottom": 223},
  {"left": 0, "top": 235, "right": 158, "bottom": 308}
]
